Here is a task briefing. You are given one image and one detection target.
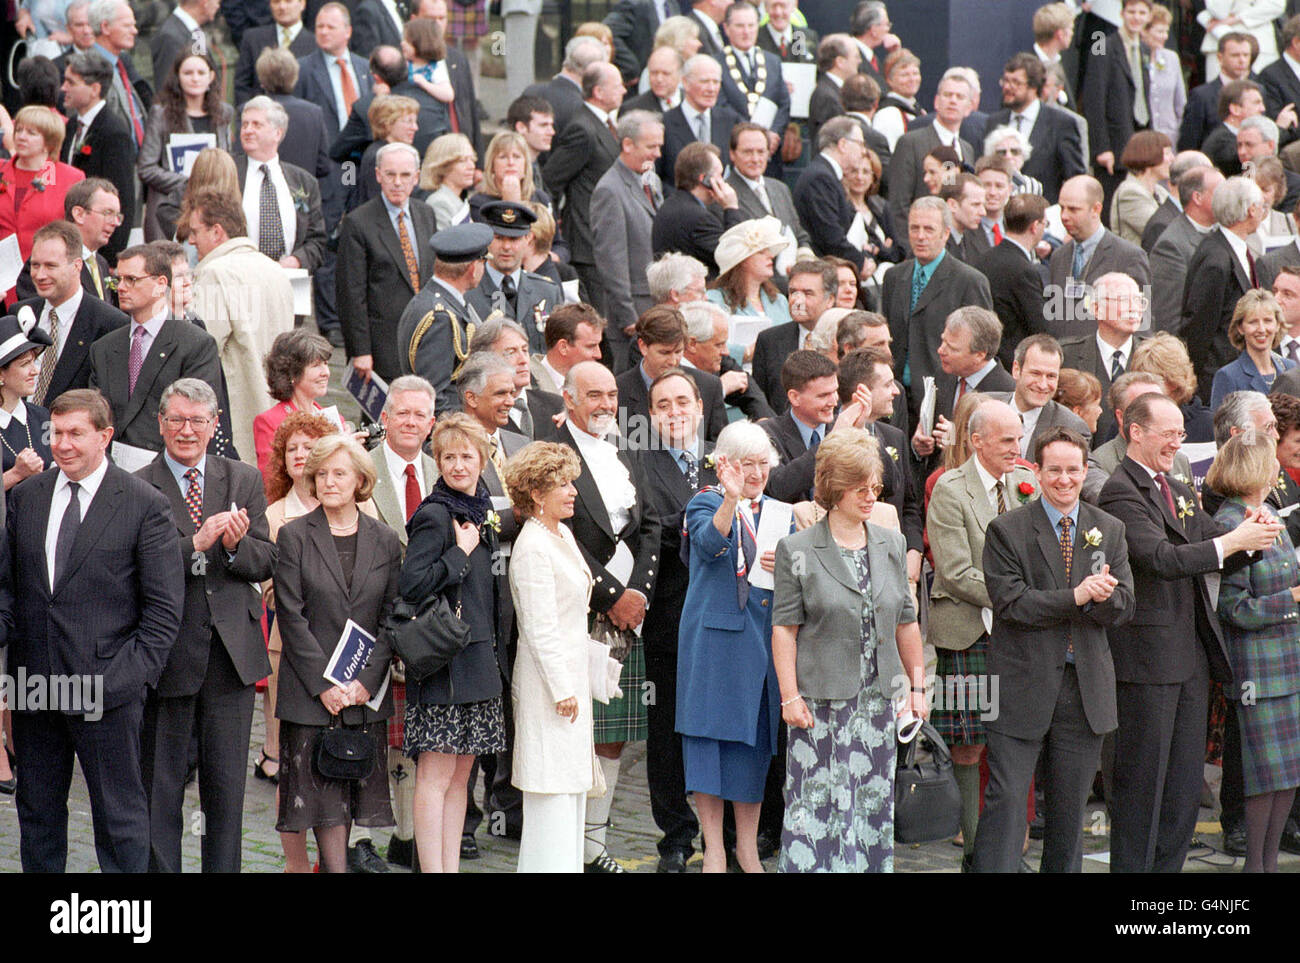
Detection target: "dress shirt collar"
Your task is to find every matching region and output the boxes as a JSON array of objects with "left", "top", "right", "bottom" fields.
[
  {"left": 964, "top": 358, "right": 998, "bottom": 390},
  {"left": 1033, "top": 42, "right": 1059, "bottom": 65},
  {"left": 914, "top": 246, "right": 946, "bottom": 277},
  {"left": 666, "top": 439, "right": 702, "bottom": 465},
  {"left": 0, "top": 401, "right": 28, "bottom": 429},
  {"left": 56, "top": 455, "right": 108, "bottom": 503},
  {"left": 541, "top": 356, "right": 566, "bottom": 393},
  {"left": 1041, "top": 497, "right": 1080, "bottom": 532},
  {"left": 790, "top": 410, "right": 824, "bottom": 449},
  {"left": 932, "top": 119, "right": 959, "bottom": 146},
  {"left": 384, "top": 439, "right": 425, "bottom": 494},
  {"left": 486, "top": 263, "right": 522, "bottom": 289},
  {"left": 821, "top": 151, "right": 843, "bottom": 179},
  {"left": 972, "top": 455, "right": 1012, "bottom": 503},
  {"left": 827, "top": 71, "right": 844, "bottom": 89},
  {"left": 1003, "top": 235, "right": 1034, "bottom": 261},
  {"left": 682, "top": 100, "right": 709, "bottom": 130},
  {"left": 737, "top": 170, "right": 765, "bottom": 194},
  {"left": 767, "top": 23, "right": 792, "bottom": 48},
  {"left": 1286, "top": 50, "right": 1300, "bottom": 83},
  {"left": 132, "top": 308, "right": 169, "bottom": 342},
  {"left": 1012, "top": 98, "right": 1040, "bottom": 129},
  {"left": 174, "top": 6, "right": 201, "bottom": 32},
  {"left": 163, "top": 450, "right": 205, "bottom": 494},
  {"left": 1220, "top": 224, "right": 1253, "bottom": 278},
  {"left": 586, "top": 101, "right": 613, "bottom": 126},
  {"left": 75, "top": 99, "right": 106, "bottom": 129},
  {"left": 1097, "top": 331, "right": 1134, "bottom": 365},
  {"left": 92, "top": 43, "right": 119, "bottom": 66},
  {"left": 381, "top": 193, "right": 410, "bottom": 224}
]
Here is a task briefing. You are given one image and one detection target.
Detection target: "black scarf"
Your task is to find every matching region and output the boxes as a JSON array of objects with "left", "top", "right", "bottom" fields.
[{"left": 427, "top": 476, "right": 492, "bottom": 528}]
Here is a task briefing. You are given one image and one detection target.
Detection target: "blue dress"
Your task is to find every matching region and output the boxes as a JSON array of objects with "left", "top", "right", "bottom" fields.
[{"left": 676, "top": 488, "right": 780, "bottom": 803}]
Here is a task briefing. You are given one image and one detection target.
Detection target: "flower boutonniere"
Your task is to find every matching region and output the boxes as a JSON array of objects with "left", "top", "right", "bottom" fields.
[
  {"left": 1176, "top": 495, "right": 1195, "bottom": 520},
  {"left": 290, "top": 185, "right": 310, "bottom": 214},
  {"left": 482, "top": 509, "right": 501, "bottom": 535},
  {"left": 1276, "top": 472, "right": 1289, "bottom": 493},
  {"left": 1016, "top": 480, "right": 1035, "bottom": 503},
  {"left": 702, "top": 453, "right": 717, "bottom": 471},
  {"left": 1083, "top": 527, "right": 1102, "bottom": 548},
  {"left": 1172, "top": 472, "right": 1191, "bottom": 486},
  {"left": 886, "top": 445, "right": 899, "bottom": 462},
  {"left": 79, "top": 143, "right": 93, "bottom": 156}
]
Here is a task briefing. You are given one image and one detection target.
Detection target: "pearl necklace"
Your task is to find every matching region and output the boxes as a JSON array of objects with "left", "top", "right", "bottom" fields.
[{"left": 0, "top": 404, "right": 35, "bottom": 461}]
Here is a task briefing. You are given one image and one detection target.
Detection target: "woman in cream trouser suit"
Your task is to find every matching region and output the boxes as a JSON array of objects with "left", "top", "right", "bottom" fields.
[{"left": 506, "top": 442, "right": 603, "bottom": 872}]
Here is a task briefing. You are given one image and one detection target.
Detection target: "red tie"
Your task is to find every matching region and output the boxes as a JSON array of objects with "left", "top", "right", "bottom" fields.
[
  {"left": 447, "top": 98, "right": 460, "bottom": 133},
  {"left": 404, "top": 462, "right": 421, "bottom": 521},
  {"left": 643, "top": 183, "right": 657, "bottom": 211},
  {"left": 956, "top": 377, "right": 968, "bottom": 401},
  {"left": 117, "top": 59, "right": 143, "bottom": 145},
  {"left": 1155, "top": 472, "right": 1177, "bottom": 519},
  {"left": 993, "top": 223, "right": 1003, "bottom": 244},
  {"left": 1248, "top": 250, "right": 1259, "bottom": 288}
]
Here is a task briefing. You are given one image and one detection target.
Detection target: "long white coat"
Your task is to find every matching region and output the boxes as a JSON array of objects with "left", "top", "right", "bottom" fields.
[{"left": 509, "top": 518, "right": 603, "bottom": 795}]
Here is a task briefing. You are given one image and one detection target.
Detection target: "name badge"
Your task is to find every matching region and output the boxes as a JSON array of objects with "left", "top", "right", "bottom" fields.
[{"left": 1064, "top": 279, "right": 1087, "bottom": 300}]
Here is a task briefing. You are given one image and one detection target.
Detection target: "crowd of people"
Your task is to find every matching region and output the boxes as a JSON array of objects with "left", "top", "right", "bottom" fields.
[{"left": 4, "top": 0, "right": 1300, "bottom": 875}]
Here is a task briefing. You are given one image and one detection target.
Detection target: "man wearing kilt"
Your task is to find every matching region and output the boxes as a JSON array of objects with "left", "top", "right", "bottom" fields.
[
  {"left": 926, "top": 399, "right": 1037, "bottom": 872},
  {"left": 544, "top": 361, "right": 662, "bottom": 872}
]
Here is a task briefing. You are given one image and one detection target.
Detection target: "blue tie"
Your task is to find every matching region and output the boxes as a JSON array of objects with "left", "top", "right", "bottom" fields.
[
  {"left": 910, "top": 264, "right": 926, "bottom": 312},
  {"left": 1071, "top": 242, "right": 1086, "bottom": 279}
]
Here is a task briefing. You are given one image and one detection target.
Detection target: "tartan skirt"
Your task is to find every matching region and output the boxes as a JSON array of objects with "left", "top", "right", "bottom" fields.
[
  {"left": 930, "top": 635, "right": 989, "bottom": 747},
  {"left": 447, "top": 0, "right": 488, "bottom": 39},
  {"left": 592, "top": 636, "right": 648, "bottom": 743},
  {"left": 1238, "top": 691, "right": 1300, "bottom": 796}
]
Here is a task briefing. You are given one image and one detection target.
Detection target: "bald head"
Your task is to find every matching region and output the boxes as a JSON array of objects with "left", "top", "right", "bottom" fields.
[{"left": 969, "top": 399, "right": 1024, "bottom": 477}]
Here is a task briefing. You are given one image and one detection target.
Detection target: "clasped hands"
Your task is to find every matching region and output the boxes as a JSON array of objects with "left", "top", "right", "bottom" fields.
[
  {"left": 320, "top": 681, "right": 371, "bottom": 714},
  {"left": 192, "top": 507, "right": 251, "bottom": 552}
]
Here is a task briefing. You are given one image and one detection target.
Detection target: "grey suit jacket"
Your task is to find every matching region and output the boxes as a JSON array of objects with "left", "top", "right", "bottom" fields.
[
  {"left": 986, "top": 394, "right": 1094, "bottom": 456},
  {"left": 1046, "top": 228, "right": 1151, "bottom": 337},
  {"left": 772, "top": 518, "right": 914, "bottom": 700},
  {"left": 887, "top": 123, "right": 975, "bottom": 225},
  {"left": 727, "top": 170, "right": 811, "bottom": 250},
  {"left": 367, "top": 447, "right": 438, "bottom": 549},
  {"left": 1149, "top": 214, "right": 1213, "bottom": 332},
  {"left": 590, "top": 159, "right": 660, "bottom": 334},
  {"left": 1082, "top": 434, "right": 1194, "bottom": 505},
  {"left": 1258, "top": 237, "right": 1300, "bottom": 290}
]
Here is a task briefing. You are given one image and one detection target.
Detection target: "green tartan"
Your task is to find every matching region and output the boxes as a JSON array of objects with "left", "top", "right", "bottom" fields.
[
  {"left": 592, "top": 637, "right": 648, "bottom": 743},
  {"left": 931, "top": 635, "right": 989, "bottom": 747}
]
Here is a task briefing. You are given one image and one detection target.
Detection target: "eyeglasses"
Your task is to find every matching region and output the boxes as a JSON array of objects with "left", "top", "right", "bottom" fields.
[
  {"left": 1040, "top": 466, "right": 1088, "bottom": 479},
  {"left": 161, "top": 416, "right": 212, "bottom": 430},
  {"left": 115, "top": 274, "right": 161, "bottom": 286},
  {"left": 87, "top": 208, "right": 124, "bottom": 223},
  {"left": 857, "top": 483, "right": 885, "bottom": 497}
]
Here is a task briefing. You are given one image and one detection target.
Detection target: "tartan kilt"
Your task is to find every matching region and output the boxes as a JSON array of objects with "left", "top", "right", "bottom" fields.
[
  {"left": 1238, "top": 691, "right": 1300, "bottom": 796},
  {"left": 447, "top": 0, "right": 489, "bottom": 39},
  {"left": 931, "top": 635, "right": 988, "bottom": 747},
  {"left": 387, "top": 681, "right": 407, "bottom": 750},
  {"left": 592, "top": 636, "right": 648, "bottom": 743}
]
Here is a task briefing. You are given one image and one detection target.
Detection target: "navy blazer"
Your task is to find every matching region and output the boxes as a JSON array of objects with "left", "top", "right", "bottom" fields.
[
  {"left": 715, "top": 45, "right": 790, "bottom": 139},
  {"left": 1210, "top": 351, "right": 1298, "bottom": 411},
  {"left": 793, "top": 154, "right": 865, "bottom": 271},
  {"left": 295, "top": 48, "right": 373, "bottom": 132},
  {"left": 657, "top": 101, "right": 744, "bottom": 184}
]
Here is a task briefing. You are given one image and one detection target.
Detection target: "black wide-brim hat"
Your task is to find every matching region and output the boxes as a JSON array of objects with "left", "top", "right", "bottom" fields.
[{"left": 0, "top": 307, "right": 52, "bottom": 369}]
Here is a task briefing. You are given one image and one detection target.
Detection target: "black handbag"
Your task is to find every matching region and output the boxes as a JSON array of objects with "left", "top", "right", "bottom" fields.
[
  {"left": 894, "top": 720, "right": 962, "bottom": 844},
  {"left": 379, "top": 591, "right": 471, "bottom": 684},
  {"left": 313, "top": 715, "right": 377, "bottom": 782}
]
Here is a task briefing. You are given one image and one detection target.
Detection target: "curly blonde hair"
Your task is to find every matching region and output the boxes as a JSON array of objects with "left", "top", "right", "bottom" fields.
[{"left": 503, "top": 441, "right": 581, "bottom": 518}]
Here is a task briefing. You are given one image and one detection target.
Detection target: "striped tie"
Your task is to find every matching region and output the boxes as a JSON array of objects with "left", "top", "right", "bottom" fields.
[
  {"left": 1059, "top": 516, "right": 1073, "bottom": 655},
  {"left": 33, "top": 308, "right": 59, "bottom": 404}
]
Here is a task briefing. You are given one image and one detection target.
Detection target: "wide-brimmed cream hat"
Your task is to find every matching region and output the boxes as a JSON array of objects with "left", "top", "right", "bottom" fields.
[{"left": 714, "top": 216, "right": 792, "bottom": 277}]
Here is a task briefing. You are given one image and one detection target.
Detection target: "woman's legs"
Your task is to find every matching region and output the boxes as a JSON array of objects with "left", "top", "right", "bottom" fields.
[
  {"left": 732, "top": 800, "right": 764, "bottom": 873},
  {"left": 414, "top": 751, "right": 460, "bottom": 873},
  {"left": 440, "top": 754, "right": 476, "bottom": 873},
  {"left": 314, "top": 822, "right": 348, "bottom": 873},
  {"left": 695, "top": 793, "right": 726, "bottom": 873},
  {"left": 1244, "top": 788, "right": 1297, "bottom": 872},
  {"left": 261, "top": 649, "right": 281, "bottom": 777}
]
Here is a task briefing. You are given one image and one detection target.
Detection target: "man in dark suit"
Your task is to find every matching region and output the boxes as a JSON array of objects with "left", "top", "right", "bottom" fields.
[
  {"left": 90, "top": 0, "right": 152, "bottom": 149},
  {"left": 235, "top": 0, "right": 316, "bottom": 104},
  {"left": 687, "top": 0, "right": 728, "bottom": 57},
  {"left": 1061, "top": 272, "right": 1148, "bottom": 446},
  {"left": 137, "top": 378, "right": 276, "bottom": 873},
  {"left": 521, "top": 35, "right": 606, "bottom": 137},
  {"left": 758, "top": 0, "right": 817, "bottom": 64},
  {"left": 1080, "top": 2, "right": 1151, "bottom": 202},
  {"left": 793, "top": 116, "right": 868, "bottom": 271},
  {"left": 1032, "top": 1, "right": 1079, "bottom": 111},
  {"left": 983, "top": 53, "right": 1085, "bottom": 205},
  {"left": 1181, "top": 176, "right": 1264, "bottom": 403},
  {"left": 989, "top": 334, "right": 1093, "bottom": 458},
  {"left": 254, "top": 48, "right": 335, "bottom": 196},
  {"left": 17, "top": 178, "right": 119, "bottom": 304},
  {"left": 942, "top": 173, "right": 991, "bottom": 265},
  {"left": 338, "top": 143, "right": 436, "bottom": 387},
  {"left": 881, "top": 197, "right": 993, "bottom": 420},
  {"left": 605, "top": 0, "right": 665, "bottom": 87},
  {"left": 350, "top": 0, "right": 402, "bottom": 55},
  {"left": 1237, "top": 115, "right": 1300, "bottom": 212},
  {"left": 89, "top": 245, "right": 224, "bottom": 456},
  {"left": 974, "top": 426, "right": 1135, "bottom": 873},
  {"left": 886, "top": 74, "right": 976, "bottom": 226},
  {"left": 622, "top": 45, "right": 684, "bottom": 116},
  {"left": 59, "top": 53, "right": 136, "bottom": 259},
  {"left": 1260, "top": 232, "right": 1300, "bottom": 292},
  {"left": 681, "top": 299, "right": 774, "bottom": 420},
  {"left": 294, "top": 2, "right": 372, "bottom": 133},
  {"left": 639, "top": 367, "right": 717, "bottom": 871},
  {"left": 1139, "top": 151, "right": 1214, "bottom": 253},
  {"left": 727, "top": 122, "right": 810, "bottom": 259},
  {"left": 1098, "top": 392, "right": 1280, "bottom": 872},
  {"left": 1177, "top": 32, "right": 1256, "bottom": 151},
  {"left": 657, "top": 55, "right": 744, "bottom": 183},
  {"left": 841, "top": 72, "right": 892, "bottom": 177},
  {"left": 974, "top": 193, "right": 1048, "bottom": 371},
  {"left": 150, "top": 0, "right": 217, "bottom": 91},
  {"left": 652, "top": 142, "right": 745, "bottom": 277},
  {"left": 1200, "top": 80, "right": 1268, "bottom": 177},
  {"left": 1047, "top": 176, "right": 1151, "bottom": 337},
  {"left": 806, "top": 34, "right": 856, "bottom": 150},
  {"left": 1149, "top": 166, "right": 1223, "bottom": 330},
  {"left": 714, "top": 2, "right": 789, "bottom": 175},
  {"left": 8, "top": 388, "right": 183, "bottom": 873},
  {"left": 616, "top": 305, "right": 728, "bottom": 447},
  {"left": 326, "top": 44, "right": 405, "bottom": 183},
  {"left": 17, "top": 221, "right": 129, "bottom": 408},
  {"left": 543, "top": 62, "right": 625, "bottom": 314},
  {"left": 752, "top": 258, "right": 836, "bottom": 415},
  {"left": 466, "top": 201, "right": 564, "bottom": 353},
  {"left": 848, "top": 0, "right": 892, "bottom": 88}
]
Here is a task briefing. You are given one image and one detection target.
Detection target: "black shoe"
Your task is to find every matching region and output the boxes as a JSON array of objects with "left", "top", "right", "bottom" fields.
[
  {"left": 656, "top": 850, "right": 688, "bottom": 873},
  {"left": 1280, "top": 818, "right": 1300, "bottom": 856},
  {"left": 755, "top": 830, "right": 779, "bottom": 861},
  {"left": 960, "top": 853, "right": 974, "bottom": 873},
  {"left": 323, "top": 326, "right": 345, "bottom": 348},
  {"left": 386, "top": 835, "right": 416, "bottom": 869},
  {"left": 347, "top": 839, "right": 390, "bottom": 873},
  {"left": 1028, "top": 812, "right": 1045, "bottom": 840},
  {"left": 584, "top": 851, "right": 625, "bottom": 873},
  {"left": 1222, "top": 821, "right": 1247, "bottom": 857},
  {"left": 0, "top": 774, "right": 13, "bottom": 795},
  {"left": 460, "top": 835, "right": 480, "bottom": 860},
  {"left": 253, "top": 749, "right": 279, "bottom": 785}
]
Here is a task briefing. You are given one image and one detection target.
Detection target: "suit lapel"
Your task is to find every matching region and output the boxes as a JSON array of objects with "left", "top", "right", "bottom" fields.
[
  {"left": 55, "top": 468, "right": 124, "bottom": 595},
  {"left": 307, "top": 508, "right": 350, "bottom": 595},
  {"left": 1032, "top": 502, "right": 1068, "bottom": 589},
  {"left": 349, "top": 515, "right": 377, "bottom": 605},
  {"left": 1124, "top": 457, "right": 1187, "bottom": 541},
  {"left": 567, "top": 430, "right": 615, "bottom": 541},
  {"left": 370, "top": 452, "right": 405, "bottom": 539},
  {"left": 121, "top": 319, "right": 178, "bottom": 426},
  {"left": 961, "top": 457, "right": 995, "bottom": 530},
  {"left": 52, "top": 299, "right": 97, "bottom": 394},
  {"left": 203, "top": 455, "right": 228, "bottom": 528},
  {"left": 147, "top": 454, "right": 195, "bottom": 535},
  {"left": 811, "top": 519, "right": 861, "bottom": 595},
  {"left": 912, "top": 252, "right": 948, "bottom": 315},
  {"left": 370, "top": 202, "right": 413, "bottom": 293}
]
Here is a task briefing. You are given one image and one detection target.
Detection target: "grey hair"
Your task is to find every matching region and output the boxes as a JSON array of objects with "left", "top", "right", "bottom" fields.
[
  {"left": 469, "top": 316, "right": 529, "bottom": 354},
  {"left": 616, "top": 109, "right": 663, "bottom": 144},
  {"left": 65, "top": 0, "right": 90, "bottom": 17},
  {"left": 1211, "top": 175, "right": 1264, "bottom": 226},
  {"left": 88, "top": 0, "right": 127, "bottom": 34},
  {"left": 562, "top": 359, "right": 609, "bottom": 398},
  {"left": 849, "top": 0, "right": 888, "bottom": 36},
  {"left": 806, "top": 311, "right": 842, "bottom": 352},
  {"left": 457, "top": 351, "right": 515, "bottom": 400},
  {"left": 910, "top": 194, "right": 954, "bottom": 231},
  {"left": 817, "top": 114, "right": 862, "bottom": 152},
  {"left": 647, "top": 251, "right": 707, "bottom": 303},
  {"left": 683, "top": 53, "right": 722, "bottom": 82},
  {"left": 680, "top": 299, "right": 728, "bottom": 341},
  {"left": 983, "top": 124, "right": 1033, "bottom": 163},
  {"left": 563, "top": 35, "right": 607, "bottom": 73},
  {"left": 1171, "top": 150, "right": 1212, "bottom": 181},
  {"left": 376, "top": 141, "right": 420, "bottom": 168},
  {"left": 383, "top": 375, "right": 435, "bottom": 414},
  {"left": 945, "top": 305, "right": 1002, "bottom": 359},
  {"left": 1176, "top": 164, "right": 1218, "bottom": 207},
  {"left": 1213, "top": 390, "right": 1273, "bottom": 446},
  {"left": 160, "top": 377, "right": 219, "bottom": 419},
  {"left": 714, "top": 419, "right": 781, "bottom": 466},
  {"left": 937, "top": 67, "right": 975, "bottom": 96},
  {"left": 1240, "top": 114, "right": 1280, "bottom": 151},
  {"left": 242, "top": 95, "right": 289, "bottom": 134},
  {"left": 968, "top": 399, "right": 1017, "bottom": 438}
]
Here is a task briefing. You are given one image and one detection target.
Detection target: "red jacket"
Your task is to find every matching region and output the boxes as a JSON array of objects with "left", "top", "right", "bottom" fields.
[{"left": 0, "top": 158, "right": 85, "bottom": 304}]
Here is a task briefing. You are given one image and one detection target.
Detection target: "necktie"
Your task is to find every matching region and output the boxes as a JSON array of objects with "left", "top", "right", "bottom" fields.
[
  {"left": 396, "top": 210, "right": 420, "bottom": 292},
  {"left": 258, "top": 164, "right": 286, "bottom": 262},
  {"left": 1248, "top": 250, "right": 1259, "bottom": 288},
  {"left": 808, "top": 427, "right": 821, "bottom": 453},
  {"left": 403, "top": 462, "right": 421, "bottom": 521},
  {"left": 606, "top": 117, "right": 619, "bottom": 141},
  {"left": 86, "top": 255, "right": 103, "bottom": 298},
  {"left": 910, "top": 264, "right": 926, "bottom": 312},
  {"left": 54, "top": 481, "right": 81, "bottom": 587},
  {"left": 1155, "top": 471, "right": 1177, "bottom": 520},
  {"left": 280, "top": 25, "right": 291, "bottom": 48},
  {"left": 1059, "top": 515, "right": 1074, "bottom": 655},
  {"left": 643, "top": 181, "right": 658, "bottom": 211},
  {"left": 512, "top": 396, "right": 534, "bottom": 437},
  {"left": 336, "top": 56, "right": 358, "bottom": 116},
  {"left": 995, "top": 480, "right": 1008, "bottom": 515},
  {"left": 755, "top": 178, "right": 773, "bottom": 214},
  {"left": 488, "top": 435, "right": 508, "bottom": 481},
  {"left": 128, "top": 323, "right": 147, "bottom": 396},
  {"left": 1014, "top": 114, "right": 1024, "bottom": 133},
  {"left": 780, "top": 38, "right": 787, "bottom": 57},
  {"left": 500, "top": 272, "right": 518, "bottom": 316},
  {"left": 992, "top": 223, "right": 1003, "bottom": 244},
  {"left": 71, "top": 120, "right": 87, "bottom": 156},
  {"left": 696, "top": 112, "right": 708, "bottom": 143},
  {"left": 1129, "top": 41, "right": 1149, "bottom": 127},
  {"left": 447, "top": 96, "right": 460, "bottom": 133},
  {"left": 117, "top": 59, "right": 143, "bottom": 145},
  {"left": 956, "top": 376, "right": 968, "bottom": 403},
  {"left": 34, "top": 308, "right": 59, "bottom": 404},
  {"left": 1288, "top": 340, "right": 1300, "bottom": 363},
  {"left": 183, "top": 467, "right": 203, "bottom": 528},
  {"left": 1110, "top": 349, "right": 1125, "bottom": 381},
  {"left": 680, "top": 450, "right": 698, "bottom": 489},
  {"left": 1071, "top": 242, "right": 1086, "bottom": 279},
  {"left": 737, "top": 506, "right": 757, "bottom": 608}
]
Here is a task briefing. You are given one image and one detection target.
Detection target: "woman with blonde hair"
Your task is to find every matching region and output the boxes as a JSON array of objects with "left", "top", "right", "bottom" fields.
[
  {"left": 349, "top": 94, "right": 421, "bottom": 212},
  {"left": 172, "top": 147, "right": 239, "bottom": 244},
  {"left": 1210, "top": 289, "right": 1297, "bottom": 410},
  {"left": 469, "top": 130, "right": 552, "bottom": 220},
  {"left": 640, "top": 15, "right": 701, "bottom": 92},
  {"left": 575, "top": 21, "right": 616, "bottom": 62},
  {"left": 421, "top": 132, "right": 478, "bottom": 230},
  {"left": 1129, "top": 332, "right": 1213, "bottom": 443}
]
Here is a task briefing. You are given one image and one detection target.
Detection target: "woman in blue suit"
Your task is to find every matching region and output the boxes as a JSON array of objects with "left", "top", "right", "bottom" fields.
[
  {"left": 1210, "top": 290, "right": 1297, "bottom": 411},
  {"left": 677, "top": 421, "right": 783, "bottom": 874}
]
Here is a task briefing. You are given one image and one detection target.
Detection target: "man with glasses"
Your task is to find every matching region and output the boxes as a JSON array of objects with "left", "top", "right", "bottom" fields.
[
  {"left": 88, "top": 243, "right": 223, "bottom": 459},
  {"left": 984, "top": 52, "right": 1085, "bottom": 204},
  {"left": 792, "top": 115, "right": 868, "bottom": 271},
  {"left": 1061, "top": 272, "right": 1148, "bottom": 446},
  {"left": 14, "top": 179, "right": 121, "bottom": 303}
]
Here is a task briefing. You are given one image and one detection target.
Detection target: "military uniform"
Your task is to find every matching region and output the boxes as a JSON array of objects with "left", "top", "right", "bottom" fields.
[{"left": 467, "top": 269, "right": 563, "bottom": 356}]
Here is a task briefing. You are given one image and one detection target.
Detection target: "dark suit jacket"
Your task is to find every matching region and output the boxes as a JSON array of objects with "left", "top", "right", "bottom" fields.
[
  {"left": 757, "top": 22, "right": 817, "bottom": 63},
  {"left": 650, "top": 188, "right": 745, "bottom": 277},
  {"left": 235, "top": 22, "right": 316, "bottom": 103},
  {"left": 688, "top": 9, "right": 726, "bottom": 57},
  {"left": 1081, "top": 31, "right": 1151, "bottom": 166},
  {"left": 974, "top": 239, "right": 1046, "bottom": 370},
  {"left": 272, "top": 507, "right": 401, "bottom": 725},
  {"left": 349, "top": 0, "right": 403, "bottom": 55},
  {"left": 982, "top": 103, "right": 1084, "bottom": 203},
  {"left": 715, "top": 45, "right": 790, "bottom": 138},
  {"left": 267, "top": 92, "right": 337, "bottom": 216},
  {"left": 887, "top": 123, "right": 975, "bottom": 226},
  {"left": 1202, "top": 123, "right": 1242, "bottom": 176},
  {"left": 620, "top": 89, "right": 675, "bottom": 115},
  {"left": 1060, "top": 332, "right": 1148, "bottom": 446},
  {"left": 1182, "top": 227, "right": 1253, "bottom": 402},
  {"left": 137, "top": 454, "right": 276, "bottom": 697},
  {"left": 1261, "top": 57, "right": 1300, "bottom": 126},
  {"left": 467, "top": 269, "right": 564, "bottom": 355},
  {"left": 1259, "top": 237, "right": 1300, "bottom": 290},
  {"left": 234, "top": 155, "right": 328, "bottom": 272},
  {"left": 793, "top": 153, "right": 865, "bottom": 271},
  {"left": 605, "top": 0, "right": 660, "bottom": 85},
  {"left": 390, "top": 78, "right": 452, "bottom": 157},
  {"left": 295, "top": 48, "right": 373, "bottom": 132},
  {"left": 556, "top": 422, "right": 662, "bottom": 615},
  {"left": 1139, "top": 196, "right": 1180, "bottom": 253},
  {"left": 934, "top": 360, "right": 1016, "bottom": 425},
  {"left": 151, "top": 12, "right": 202, "bottom": 87},
  {"left": 750, "top": 319, "right": 802, "bottom": 417},
  {"left": 1046, "top": 228, "right": 1151, "bottom": 337},
  {"left": 522, "top": 73, "right": 585, "bottom": 136},
  {"left": 657, "top": 101, "right": 744, "bottom": 184},
  {"left": 7, "top": 464, "right": 184, "bottom": 712},
  {"left": 336, "top": 197, "right": 437, "bottom": 382},
  {"left": 13, "top": 250, "right": 114, "bottom": 304},
  {"left": 718, "top": 352, "right": 774, "bottom": 420},
  {"left": 727, "top": 170, "right": 810, "bottom": 249},
  {"left": 982, "top": 497, "right": 1134, "bottom": 737},
  {"left": 806, "top": 73, "right": 842, "bottom": 148},
  {"left": 615, "top": 363, "right": 728, "bottom": 447},
  {"left": 947, "top": 228, "right": 991, "bottom": 265},
  {"left": 444, "top": 45, "right": 482, "bottom": 155},
  {"left": 1098, "top": 456, "right": 1248, "bottom": 684},
  {"left": 62, "top": 106, "right": 136, "bottom": 257},
  {"left": 1178, "top": 78, "right": 1224, "bottom": 152},
  {"left": 88, "top": 318, "right": 224, "bottom": 453},
  {"left": 14, "top": 294, "right": 129, "bottom": 403},
  {"left": 543, "top": 102, "right": 621, "bottom": 266}
]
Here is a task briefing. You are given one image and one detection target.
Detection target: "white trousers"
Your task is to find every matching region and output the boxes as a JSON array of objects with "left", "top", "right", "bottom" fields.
[{"left": 518, "top": 790, "right": 585, "bottom": 872}]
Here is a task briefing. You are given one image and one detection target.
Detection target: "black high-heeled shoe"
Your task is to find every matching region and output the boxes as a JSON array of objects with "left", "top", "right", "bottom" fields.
[
  {"left": 253, "top": 748, "right": 279, "bottom": 784},
  {"left": 0, "top": 746, "right": 15, "bottom": 795}
]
